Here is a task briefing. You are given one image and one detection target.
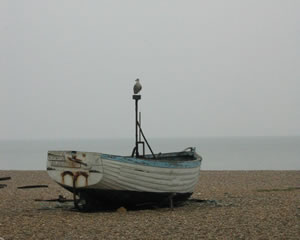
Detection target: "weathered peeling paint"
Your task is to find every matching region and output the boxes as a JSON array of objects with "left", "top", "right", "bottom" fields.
[{"left": 47, "top": 149, "right": 202, "bottom": 194}]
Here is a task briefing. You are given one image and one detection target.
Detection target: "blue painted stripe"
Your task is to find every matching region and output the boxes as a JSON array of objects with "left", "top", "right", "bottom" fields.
[{"left": 100, "top": 154, "right": 201, "bottom": 169}]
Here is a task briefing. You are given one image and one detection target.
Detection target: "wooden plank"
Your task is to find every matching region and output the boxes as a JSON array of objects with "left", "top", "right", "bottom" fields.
[
  {"left": 0, "top": 177, "right": 11, "bottom": 181},
  {"left": 18, "top": 185, "right": 48, "bottom": 189}
]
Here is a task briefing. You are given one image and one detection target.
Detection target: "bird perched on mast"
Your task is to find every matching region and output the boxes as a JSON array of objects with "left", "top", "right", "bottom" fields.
[{"left": 133, "top": 78, "right": 142, "bottom": 94}]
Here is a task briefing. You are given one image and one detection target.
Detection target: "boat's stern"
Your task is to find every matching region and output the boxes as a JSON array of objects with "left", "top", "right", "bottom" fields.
[{"left": 47, "top": 151, "right": 103, "bottom": 189}]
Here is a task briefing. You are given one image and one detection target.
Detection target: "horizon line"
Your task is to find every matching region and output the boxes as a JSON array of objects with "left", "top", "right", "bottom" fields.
[{"left": 0, "top": 135, "right": 300, "bottom": 141}]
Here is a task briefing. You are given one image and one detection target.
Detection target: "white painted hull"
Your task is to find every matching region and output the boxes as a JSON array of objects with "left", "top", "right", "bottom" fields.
[
  {"left": 47, "top": 149, "right": 202, "bottom": 195},
  {"left": 97, "top": 159, "right": 200, "bottom": 193}
]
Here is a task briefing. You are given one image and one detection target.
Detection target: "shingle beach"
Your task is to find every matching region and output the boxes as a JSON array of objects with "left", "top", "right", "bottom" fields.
[{"left": 0, "top": 170, "right": 299, "bottom": 239}]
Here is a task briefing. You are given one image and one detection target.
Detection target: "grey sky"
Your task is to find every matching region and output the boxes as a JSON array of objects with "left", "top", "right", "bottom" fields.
[{"left": 1, "top": 0, "right": 300, "bottom": 139}]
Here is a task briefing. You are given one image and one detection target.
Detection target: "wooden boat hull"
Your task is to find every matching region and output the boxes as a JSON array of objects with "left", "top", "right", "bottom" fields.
[{"left": 47, "top": 149, "right": 202, "bottom": 207}]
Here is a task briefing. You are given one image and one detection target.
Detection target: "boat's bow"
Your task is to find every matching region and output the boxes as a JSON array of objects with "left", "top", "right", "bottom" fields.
[{"left": 47, "top": 151, "right": 103, "bottom": 189}]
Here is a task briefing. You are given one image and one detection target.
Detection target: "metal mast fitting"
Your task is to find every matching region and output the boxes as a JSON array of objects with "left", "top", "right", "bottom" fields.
[
  {"left": 132, "top": 94, "right": 142, "bottom": 157},
  {"left": 131, "top": 79, "right": 155, "bottom": 159}
]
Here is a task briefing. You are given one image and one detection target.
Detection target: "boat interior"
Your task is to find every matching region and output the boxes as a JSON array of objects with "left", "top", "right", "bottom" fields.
[{"left": 142, "top": 148, "right": 200, "bottom": 161}]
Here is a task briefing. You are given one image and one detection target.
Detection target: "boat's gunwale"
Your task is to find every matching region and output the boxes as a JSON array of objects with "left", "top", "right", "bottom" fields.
[
  {"left": 47, "top": 149, "right": 202, "bottom": 169},
  {"left": 101, "top": 152, "right": 201, "bottom": 169}
]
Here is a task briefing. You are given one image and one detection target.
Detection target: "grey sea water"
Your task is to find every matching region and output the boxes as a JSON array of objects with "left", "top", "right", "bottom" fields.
[{"left": 0, "top": 137, "right": 299, "bottom": 170}]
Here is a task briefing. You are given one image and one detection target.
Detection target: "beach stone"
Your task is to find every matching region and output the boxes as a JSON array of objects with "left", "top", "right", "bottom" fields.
[{"left": 116, "top": 207, "right": 127, "bottom": 213}]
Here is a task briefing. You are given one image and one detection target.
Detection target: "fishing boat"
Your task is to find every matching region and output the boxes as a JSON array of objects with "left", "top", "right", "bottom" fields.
[
  {"left": 47, "top": 148, "right": 202, "bottom": 209},
  {"left": 47, "top": 81, "right": 203, "bottom": 210}
]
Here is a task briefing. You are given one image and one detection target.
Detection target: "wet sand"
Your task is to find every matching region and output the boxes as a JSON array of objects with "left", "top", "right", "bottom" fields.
[{"left": 0, "top": 170, "right": 299, "bottom": 239}]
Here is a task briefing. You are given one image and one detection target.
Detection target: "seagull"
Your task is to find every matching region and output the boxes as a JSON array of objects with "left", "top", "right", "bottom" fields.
[{"left": 133, "top": 78, "right": 142, "bottom": 94}]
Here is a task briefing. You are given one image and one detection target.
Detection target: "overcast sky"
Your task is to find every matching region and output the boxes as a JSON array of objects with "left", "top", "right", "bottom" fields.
[{"left": 1, "top": 0, "right": 299, "bottom": 140}]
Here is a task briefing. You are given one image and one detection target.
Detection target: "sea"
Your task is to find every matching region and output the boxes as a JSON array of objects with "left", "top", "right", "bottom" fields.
[{"left": 0, "top": 136, "right": 299, "bottom": 170}]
